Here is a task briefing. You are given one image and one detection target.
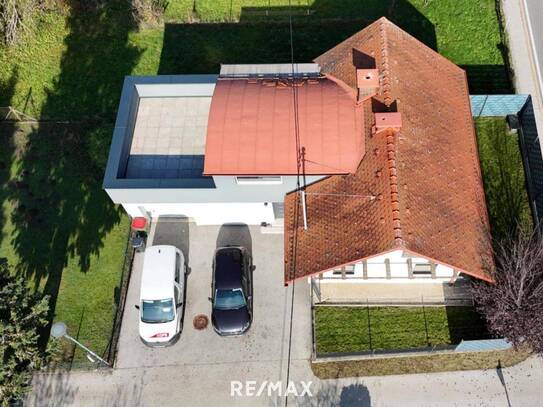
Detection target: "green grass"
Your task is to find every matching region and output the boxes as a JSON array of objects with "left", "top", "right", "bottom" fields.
[
  {"left": 159, "top": 0, "right": 508, "bottom": 92},
  {"left": 314, "top": 306, "right": 489, "bottom": 355},
  {"left": 475, "top": 118, "right": 533, "bottom": 242},
  {"left": 0, "top": 121, "right": 128, "bottom": 366},
  {"left": 0, "top": 0, "right": 509, "bottom": 118},
  {"left": 53, "top": 214, "right": 129, "bottom": 365}
]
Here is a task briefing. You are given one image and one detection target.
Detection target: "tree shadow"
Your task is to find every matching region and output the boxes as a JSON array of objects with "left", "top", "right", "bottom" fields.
[
  {"left": 0, "top": 67, "right": 19, "bottom": 252},
  {"left": 25, "top": 370, "right": 78, "bottom": 407},
  {"left": 6, "top": 1, "right": 143, "bottom": 349},
  {"left": 475, "top": 118, "right": 533, "bottom": 243},
  {"left": 445, "top": 306, "right": 492, "bottom": 344},
  {"left": 274, "top": 381, "right": 371, "bottom": 407},
  {"left": 159, "top": 1, "right": 511, "bottom": 94},
  {"left": 158, "top": 0, "right": 437, "bottom": 75}
]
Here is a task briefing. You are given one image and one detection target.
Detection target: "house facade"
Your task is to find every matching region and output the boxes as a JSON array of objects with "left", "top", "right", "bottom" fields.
[{"left": 104, "top": 18, "right": 494, "bottom": 289}]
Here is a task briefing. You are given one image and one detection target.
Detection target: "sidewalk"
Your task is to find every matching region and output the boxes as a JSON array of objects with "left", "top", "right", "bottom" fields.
[
  {"left": 502, "top": 0, "right": 543, "bottom": 145},
  {"left": 27, "top": 353, "right": 543, "bottom": 406}
]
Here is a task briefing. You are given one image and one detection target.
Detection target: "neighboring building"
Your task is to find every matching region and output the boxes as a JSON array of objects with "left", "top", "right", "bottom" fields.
[{"left": 104, "top": 18, "right": 493, "bottom": 288}]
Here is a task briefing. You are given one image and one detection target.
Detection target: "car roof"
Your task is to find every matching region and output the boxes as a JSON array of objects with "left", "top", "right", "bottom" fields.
[
  {"left": 214, "top": 247, "right": 244, "bottom": 290},
  {"left": 140, "top": 245, "right": 181, "bottom": 300}
]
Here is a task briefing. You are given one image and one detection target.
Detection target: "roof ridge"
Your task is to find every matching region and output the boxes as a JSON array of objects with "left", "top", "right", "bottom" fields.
[
  {"left": 378, "top": 19, "right": 393, "bottom": 106},
  {"left": 384, "top": 129, "right": 403, "bottom": 245}
]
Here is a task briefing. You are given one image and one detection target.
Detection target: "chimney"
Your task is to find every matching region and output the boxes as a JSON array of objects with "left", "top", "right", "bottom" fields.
[
  {"left": 373, "top": 112, "right": 402, "bottom": 133},
  {"left": 356, "top": 69, "right": 380, "bottom": 102}
]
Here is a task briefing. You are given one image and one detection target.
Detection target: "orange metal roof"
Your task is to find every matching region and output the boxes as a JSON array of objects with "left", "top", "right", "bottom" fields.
[{"left": 203, "top": 78, "right": 364, "bottom": 175}]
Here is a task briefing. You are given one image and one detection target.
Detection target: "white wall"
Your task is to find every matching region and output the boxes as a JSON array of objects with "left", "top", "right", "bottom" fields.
[
  {"left": 123, "top": 202, "right": 275, "bottom": 225},
  {"left": 107, "top": 174, "right": 325, "bottom": 205},
  {"left": 321, "top": 249, "right": 455, "bottom": 282}
]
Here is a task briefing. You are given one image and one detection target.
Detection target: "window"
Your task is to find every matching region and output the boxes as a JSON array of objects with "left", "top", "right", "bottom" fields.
[
  {"left": 413, "top": 263, "right": 432, "bottom": 276},
  {"left": 141, "top": 299, "right": 175, "bottom": 323},
  {"left": 214, "top": 288, "right": 247, "bottom": 310},
  {"left": 235, "top": 176, "right": 282, "bottom": 185}
]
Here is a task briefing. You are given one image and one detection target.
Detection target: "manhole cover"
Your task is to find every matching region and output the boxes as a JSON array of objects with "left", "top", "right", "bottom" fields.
[{"left": 193, "top": 314, "right": 208, "bottom": 330}]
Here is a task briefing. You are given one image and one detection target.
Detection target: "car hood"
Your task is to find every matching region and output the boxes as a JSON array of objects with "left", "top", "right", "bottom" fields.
[
  {"left": 212, "top": 306, "right": 250, "bottom": 334},
  {"left": 139, "top": 318, "right": 177, "bottom": 343}
]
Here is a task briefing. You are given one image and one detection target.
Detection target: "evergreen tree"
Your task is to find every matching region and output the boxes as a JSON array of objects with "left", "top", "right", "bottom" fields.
[{"left": 0, "top": 259, "right": 49, "bottom": 405}]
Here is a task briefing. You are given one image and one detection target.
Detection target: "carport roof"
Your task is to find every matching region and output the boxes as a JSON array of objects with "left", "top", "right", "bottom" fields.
[{"left": 203, "top": 77, "right": 365, "bottom": 175}]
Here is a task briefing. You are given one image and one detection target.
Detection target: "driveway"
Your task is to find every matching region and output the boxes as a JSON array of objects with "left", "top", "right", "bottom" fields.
[
  {"left": 115, "top": 218, "right": 312, "bottom": 371},
  {"left": 28, "top": 217, "right": 543, "bottom": 405}
]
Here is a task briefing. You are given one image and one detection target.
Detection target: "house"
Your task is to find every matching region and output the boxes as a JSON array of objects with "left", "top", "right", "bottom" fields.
[{"left": 103, "top": 18, "right": 493, "bottom": 289}]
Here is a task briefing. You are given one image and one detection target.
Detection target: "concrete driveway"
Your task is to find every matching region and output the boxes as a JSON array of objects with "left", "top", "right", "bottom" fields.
[{"left": 115, "top": 218, "right": 311, "bottom": 371}]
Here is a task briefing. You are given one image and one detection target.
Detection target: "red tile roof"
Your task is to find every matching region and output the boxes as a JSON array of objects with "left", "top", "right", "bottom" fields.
[
  {"left": 204, "top": 77, "right": 364, "bottom": 175},
  {"left": 285, "top": 18, "right": 493, "bottom": 283}
]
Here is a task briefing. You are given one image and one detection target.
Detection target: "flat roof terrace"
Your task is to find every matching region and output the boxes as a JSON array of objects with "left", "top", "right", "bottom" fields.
[{"left": 126, "top": 96, "right": 211, "bottom": 179}]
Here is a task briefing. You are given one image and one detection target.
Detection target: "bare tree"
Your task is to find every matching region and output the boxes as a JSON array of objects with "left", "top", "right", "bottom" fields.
[
  {"left": 472, "top": 229, "right": 543, "bottom": 354},
  {"left": 129, "top": 0, "right": 167, "bottom": 28},
  {"left": 0, "top": 0, "right": 32, "bottom": 45}
]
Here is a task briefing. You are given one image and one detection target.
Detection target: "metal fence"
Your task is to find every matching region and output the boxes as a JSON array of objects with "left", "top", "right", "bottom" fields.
[
  {"left": 469, "top": 94, "right": 543, "bottom": 228},
  {"left": 103, "top": 225, "right": 136, "bottom": 366},
  {"left": 518, "top": 96, "right": 543, "bottom": 226},
  {"left": 311, "top": 302, "right": 493, "bottom": 359},
  {"left": 58, "top": 224, "right": 135, "bottom": 371}
]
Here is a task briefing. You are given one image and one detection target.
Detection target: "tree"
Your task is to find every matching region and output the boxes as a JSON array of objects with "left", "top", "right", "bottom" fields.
[
  {"left": 130, "top": 0, "right": 167, "bottom": 28},
  {"left": 0, "top": 259, "right": 50, "bottom": 405},
  {"left": 0, "top": 0, "right": 33, "bottom": 45},
  {"left": 472, "top": 230, "right": 543, "bottom": 354}
]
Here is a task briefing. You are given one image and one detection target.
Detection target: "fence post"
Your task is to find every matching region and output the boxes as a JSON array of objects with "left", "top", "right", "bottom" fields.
[
  {"left": 421, "top": 296, "right": 430, "bottom": 347},
  {"left": 366, "top": 299, "right": 373, "bottom": 351}
]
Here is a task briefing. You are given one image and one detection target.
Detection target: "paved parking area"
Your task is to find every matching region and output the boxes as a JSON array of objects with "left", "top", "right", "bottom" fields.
[{"left": 115, "top": 218, "right": 311, "bottom": 371}]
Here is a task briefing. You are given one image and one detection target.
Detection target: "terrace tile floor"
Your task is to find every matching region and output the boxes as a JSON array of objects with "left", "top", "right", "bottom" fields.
[{"left": 126, "top": 97, "right": 211, "bottom": 178}]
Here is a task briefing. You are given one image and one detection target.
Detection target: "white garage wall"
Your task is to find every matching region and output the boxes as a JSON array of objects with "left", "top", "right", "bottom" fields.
[{"left": 123, "top": 202, "right": 275, "bottom": 225}]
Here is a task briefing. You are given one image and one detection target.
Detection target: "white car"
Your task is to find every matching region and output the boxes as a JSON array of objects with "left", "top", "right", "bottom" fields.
[{"left": 136, "top": 245, "right": 186, "bottom": 347}]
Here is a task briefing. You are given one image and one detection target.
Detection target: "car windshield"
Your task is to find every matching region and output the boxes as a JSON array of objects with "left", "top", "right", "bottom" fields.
[
  {"left": 141, "top": 298, "right": 175, "bottom": 323},
  {"left": 214, "top": 288, "right": 246, "bottom": 310}
]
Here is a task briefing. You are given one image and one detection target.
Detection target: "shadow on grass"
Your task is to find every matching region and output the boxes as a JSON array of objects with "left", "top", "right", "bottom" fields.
[
  {"left": 0, "top": 68, "right": 19, "bottom": 252},
  {"left": 475, "top": 118, "right": 533, "bottom": 243},
  {"left": 445, "top": 306, "right": 492, "bottom": 344},
  {"left": 462, "top": 64, "right": 512, "bottom": 94},
  {"left": 159, "top": 3, "right": 510, "bottom": 94},
  {"left": 158, "top": 0, "right": 437, "bottom": 74},
  {"left": 6, "top": 0, "right": 143, "bottom": 349}
]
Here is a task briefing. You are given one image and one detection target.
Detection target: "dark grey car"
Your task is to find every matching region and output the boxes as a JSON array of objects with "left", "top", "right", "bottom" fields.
[{"left": 210, "top": 246, "right": 253, "bottom": 336}]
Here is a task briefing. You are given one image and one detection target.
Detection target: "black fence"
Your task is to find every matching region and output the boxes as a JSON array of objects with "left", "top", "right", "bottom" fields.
[
  {"left": 518, "top": 96, "right": 543, "bottom": 227},
  {"left": 312, "top": 303, "right": 493, "bottom": 358},
  {"left": 103, "top": 225, "right": 135, "bottom": 366}
]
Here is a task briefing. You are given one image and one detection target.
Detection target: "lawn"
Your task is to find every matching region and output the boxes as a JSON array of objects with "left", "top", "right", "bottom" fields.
[
  {"left": 475, "top": 117, "right": 533, "bottom": 242},
  {"left": 314, "top": 306, "right": 490, "bottom": 355},
  {"left": 0, "top": 120, "right": 129, "bottom": 366},
  {"left": 0, "top": 0, "right": 509, "bottom": 119},
  {"left": 0, "top": 0, "right": 511, "bottom": 367}
]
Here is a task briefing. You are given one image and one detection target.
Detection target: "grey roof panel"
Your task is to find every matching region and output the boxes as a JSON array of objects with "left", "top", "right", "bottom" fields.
[{"left": 219, "top": 63, "right": 321, "bottom": 78}]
